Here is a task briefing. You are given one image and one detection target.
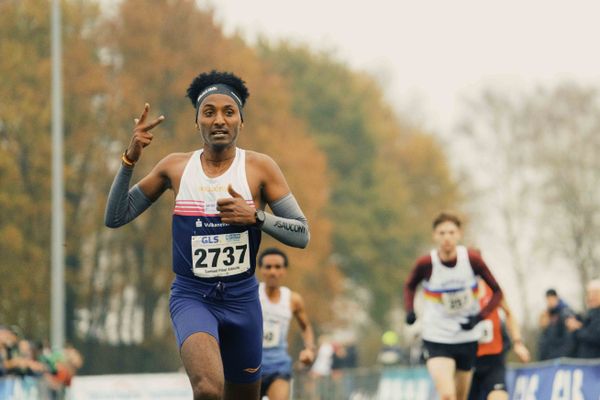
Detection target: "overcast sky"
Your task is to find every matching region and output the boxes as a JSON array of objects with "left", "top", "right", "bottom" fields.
[
  {"left": 207, "top": 0, "right": 600, "bottom": 133},
  {"left": 200, "top": 0, "right": 600, "bottom": 319}
]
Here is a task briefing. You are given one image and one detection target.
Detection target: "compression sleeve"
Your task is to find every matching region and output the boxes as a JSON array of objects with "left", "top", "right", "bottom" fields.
[
  {"left": 261, "top": 193, "right": 310, "bottom": 248},
  {"left": 104, "top": 165, "right": 153, "bottom": 228}
]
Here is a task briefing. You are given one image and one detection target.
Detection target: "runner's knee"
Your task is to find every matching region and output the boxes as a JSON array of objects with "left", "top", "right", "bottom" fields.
[{"left": 191, "top": 376, "right": 223, "bottom": 400}]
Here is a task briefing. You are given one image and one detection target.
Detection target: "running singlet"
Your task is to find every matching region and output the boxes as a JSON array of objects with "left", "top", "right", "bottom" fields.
[
  {"left": 422, "top": 246, "right": 482, "bottom": 344},
  {"left": 259, "top": 282, "right": 293, "bottom": 371},
  {"left": 477, "top": 280, "right": 503, "bottom": 356},
  {"left": 172, "top": 148, "right": 261, "bottom": 282}
]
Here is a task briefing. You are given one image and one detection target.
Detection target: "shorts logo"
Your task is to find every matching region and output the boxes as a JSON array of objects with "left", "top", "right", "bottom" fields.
[{"left": 243, "top": 364, "right": 261, "bottom": 374}]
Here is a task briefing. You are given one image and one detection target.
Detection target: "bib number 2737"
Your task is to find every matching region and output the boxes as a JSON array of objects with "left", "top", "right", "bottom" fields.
[{"left": 191, "top": 232, "right": 250, "bottom": 278}]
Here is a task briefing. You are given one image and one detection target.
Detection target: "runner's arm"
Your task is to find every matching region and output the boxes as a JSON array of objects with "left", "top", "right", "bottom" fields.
[
  {"left": 261, "top": 194, "right": 309, "bottom": 248},
  {"left": 469, "top": 250, "right": 503, "bottom": 318},
  {"left": 403, "top": 256, "right": 431, "bottom": 313},
  {"left": 292, "top": 292, "right": 316, "bottom": 365},
  {"left": 259, "top": 155, "right": 309, "bottom": 248},
  {"left": 104, "top": 158, "right": 170, "bottom": 228},
  {"left": 500, "top": 298, "right": 531, "bottom": 362}
]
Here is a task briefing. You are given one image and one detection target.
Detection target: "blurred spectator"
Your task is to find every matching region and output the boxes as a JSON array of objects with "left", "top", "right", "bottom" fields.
[
  {"left": 377, "top": 330, "right": 406, "bottom": 366},
  {"left": 537, "top": 288, "right": 575, "bottom": 360},
  {"left": 15, "top": 339, "right": 48, "bottom": 376},
  {"left": 566, "top": 279, "right": 600, "bottom": 358},
  {"left": 331, "top": 340, "right": 357, "bottom": 371},
  {"left": 311, "top": 335, "right": 334, "bottom": 377},
  {"left": 0, "top": 324, "right": 83, "bottom": 398},
  {"left": 45, "top": 345, "right": 84, "bottom": 396},
  {"left": 1, "top": 326, "right": 22, "bottom": 375}
]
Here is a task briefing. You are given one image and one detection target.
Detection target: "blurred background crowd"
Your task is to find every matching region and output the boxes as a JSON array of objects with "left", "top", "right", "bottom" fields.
[{"left": 0, "top": 325, "right": 82, "bottom": 397}]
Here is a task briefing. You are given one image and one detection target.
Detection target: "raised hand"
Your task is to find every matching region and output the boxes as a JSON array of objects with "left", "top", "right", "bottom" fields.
[
  {"left": 298, "top": 348, "right": 315, "bottom": 366},
  {"left": 125, "top": 103, "right": 165, "bottom": 163},
  {"left": 216, "top": 185, "right": 255, "bottom": 225}
]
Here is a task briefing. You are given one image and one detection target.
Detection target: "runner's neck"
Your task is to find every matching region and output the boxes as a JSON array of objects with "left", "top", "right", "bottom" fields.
[
  {"left": 438, "top": 247, "right": 457, "bottom": 263},
  {"left": 265, "top": 286, "right": 282, "bottom": 302}
]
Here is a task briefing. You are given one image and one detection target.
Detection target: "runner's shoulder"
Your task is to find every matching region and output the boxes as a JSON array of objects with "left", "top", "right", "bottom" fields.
[
  {"left": 245, "top": 150, "right": 282, "bottom": 175},
  {"left": 160, "top": 151, "right": 194, "bottom": 163},
  {"left": 290, "top": 290, "right": 305, "bottom": 312},
  {"left": 466, "top": 247, "right": 485, "bottom": 265},
  {"left": 150, "top": 152, "right": 193, "bottom": 183},
  {"left": 414, "top": 253, "right": 433, "bottom": 269},
  {"left": 245, "top": 150, "right": 277, "bottom": 165},
  {"left": 155, "top": 152, "right": 193, "bottom": 169}
]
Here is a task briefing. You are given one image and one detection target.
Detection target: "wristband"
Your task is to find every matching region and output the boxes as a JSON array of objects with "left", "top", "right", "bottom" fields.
[{"left": 122, "top": 151, "right": 135, "bottom": 167}]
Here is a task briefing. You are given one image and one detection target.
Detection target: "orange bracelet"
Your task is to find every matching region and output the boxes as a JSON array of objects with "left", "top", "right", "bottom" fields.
[{"left": 121, "top": 152, "right": 135, "bottom": 167}]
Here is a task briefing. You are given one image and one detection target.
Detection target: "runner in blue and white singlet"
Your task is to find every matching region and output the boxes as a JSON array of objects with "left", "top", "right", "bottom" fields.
[
  {"left": 257, "top": 248, "right": 316, "bottom": 400},
  {"left": 105, "top": 71, "right": 310, "bottom": 400},
  {"left": 168, "top": 147, "right": 264, "bottom": 386},
  {"left": 172, "top": 147, "right": 260, "bottom": 281},
  {"left": 260, "top": 283, "right": 293, "bottom": 373}
]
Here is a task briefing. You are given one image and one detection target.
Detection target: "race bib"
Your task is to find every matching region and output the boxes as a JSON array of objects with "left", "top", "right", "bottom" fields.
[
  {"left": 191, "top": 232, "right": 250, "bottom": 278},
  {"left": 479, "top": 319, "right": 494, "bottom": 344},
  {"left": 441, "top": 289, "right": 473, "bottom": 314},
  {"left": 263, "top": 320, "right": 281, "bottom": 348}
]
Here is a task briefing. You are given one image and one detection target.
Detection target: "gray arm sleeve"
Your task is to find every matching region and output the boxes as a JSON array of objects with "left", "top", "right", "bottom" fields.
[
  {"left": 104, "top": 165, "right": 153, "bottom": 228},
  {"left": 261, "top": 193, "right": 310, "bottom": 248}
]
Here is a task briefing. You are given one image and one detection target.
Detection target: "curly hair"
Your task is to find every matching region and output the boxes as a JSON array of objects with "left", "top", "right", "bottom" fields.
[
  {"left": 186, "top": 70, "right": 250, "bottom": 108},
  {"left": 258, "top": 247, "right": 289, "bottom": 268}
]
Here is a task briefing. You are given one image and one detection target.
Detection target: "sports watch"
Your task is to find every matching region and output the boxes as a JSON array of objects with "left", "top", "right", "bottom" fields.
[{"left": 255, "top": 209, "right": 266, "bottom": 227}]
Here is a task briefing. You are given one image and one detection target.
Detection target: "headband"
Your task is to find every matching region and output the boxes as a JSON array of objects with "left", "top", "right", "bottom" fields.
[{"left": 195, "top": 83, "right": 244, "bottom": 121}]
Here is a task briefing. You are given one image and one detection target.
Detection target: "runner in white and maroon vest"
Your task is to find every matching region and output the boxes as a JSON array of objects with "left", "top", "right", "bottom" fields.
[{"left": 404, "top": 212, "right": 503, "bottom": 400}]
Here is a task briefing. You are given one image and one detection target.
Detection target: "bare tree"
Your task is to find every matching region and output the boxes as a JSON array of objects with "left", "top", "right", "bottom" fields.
[
  {"left": 525, "top": 84, "right": 600, "bottom": 305},
  {"left": 458, "top": 89, "right": 538, "bottom": 322},
  {"left": 458, "top": 83, "right": 600, "bottom": 312}
]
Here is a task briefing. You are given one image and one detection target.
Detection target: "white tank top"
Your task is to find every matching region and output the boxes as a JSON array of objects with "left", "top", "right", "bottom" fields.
[
  {"left": 421, "top": 246, "right": 481, "bottom": 343},
  {"left": 259, "top": 283, "right": 292, "bottom": 357},
  {"left": 171, "top": 148, "right": 260, "bottom": 281}
]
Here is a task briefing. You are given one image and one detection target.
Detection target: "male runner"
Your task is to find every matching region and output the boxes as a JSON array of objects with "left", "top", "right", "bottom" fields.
[
  {"left": 105, "top": 71, "right": 310, "bottom": 400},
  {"left": 257, "top": 247, "right": 315, "bottom": 400},
  {"left": 469, "top": 279, "right": 530, "bottom": 400},
  {"left": 404, "top": 212, "right": 503, "bottom": 400}
]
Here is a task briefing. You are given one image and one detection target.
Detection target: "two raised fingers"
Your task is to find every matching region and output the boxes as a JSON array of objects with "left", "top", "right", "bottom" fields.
[{"left": 134, "top": 103, "right": 165, "bottom": 131}]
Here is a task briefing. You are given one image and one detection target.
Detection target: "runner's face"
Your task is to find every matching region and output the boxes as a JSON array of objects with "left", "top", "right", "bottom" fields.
[
  {"left": 433, "top": 221, "right": 461, "bottom": 253},
  {"left": 197, "top": 94, "right": 242, "bottom": 149},
  {"left": 260, "top": 254, "right": 287, "bottom": 288}
]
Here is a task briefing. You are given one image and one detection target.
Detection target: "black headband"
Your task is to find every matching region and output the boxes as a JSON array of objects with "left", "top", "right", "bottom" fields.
[{"left": 195, "top": 83, "right": 244, "bottom": 122}]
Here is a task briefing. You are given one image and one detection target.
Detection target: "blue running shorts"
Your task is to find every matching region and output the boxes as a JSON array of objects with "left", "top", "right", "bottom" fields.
[{"left": 169, "top": 274, "right": 263, "bottom": 384}]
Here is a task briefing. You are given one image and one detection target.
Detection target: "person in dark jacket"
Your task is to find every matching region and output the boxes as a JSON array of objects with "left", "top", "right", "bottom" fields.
[
  {"left": 537, "top": 289, "right": 575, "bottom": 360},
  {"left": 566, "top": 280, "right": 600, "bottom": 358}
]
